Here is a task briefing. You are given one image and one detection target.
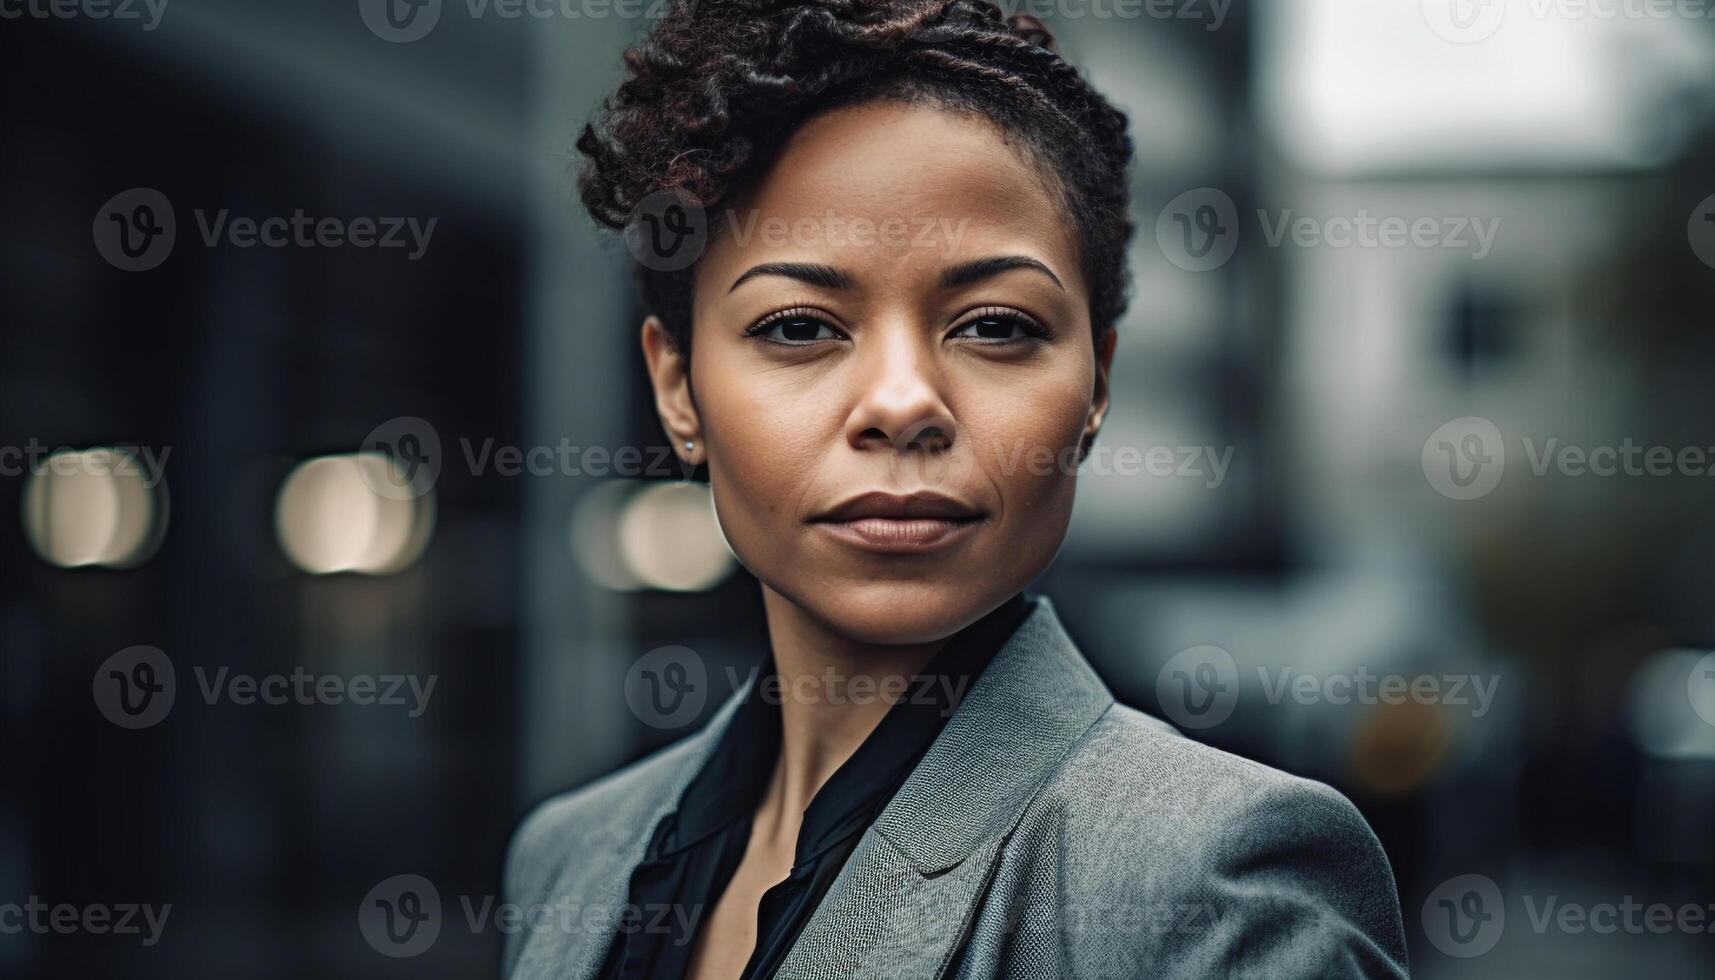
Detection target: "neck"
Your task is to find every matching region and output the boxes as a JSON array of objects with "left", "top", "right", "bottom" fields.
[{"left": 751, "top": 585, "right": 950, "bottom": 836}]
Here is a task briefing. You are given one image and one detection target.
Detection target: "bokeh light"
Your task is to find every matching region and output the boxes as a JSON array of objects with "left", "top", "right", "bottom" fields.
[
  {"left": 21, "top": 448, "right": 168, "bottom": 569},
  {"left": 273, "top": 453, "right": 435, "bottom": 575}
]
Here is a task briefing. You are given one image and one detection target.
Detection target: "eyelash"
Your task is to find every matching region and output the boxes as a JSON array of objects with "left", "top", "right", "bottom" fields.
[
  {"left": 744, "top": 307, "right": 845, "bottom": 345},
  {"left": 949, "top": 307, "right": 1054, "bottom": 344},
  {"left": 743, "top": 306, "right": 1053, "bottom": 347}
]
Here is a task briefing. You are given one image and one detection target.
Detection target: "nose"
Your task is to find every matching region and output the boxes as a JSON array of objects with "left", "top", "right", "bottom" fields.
[{"left": 844, "top": 328, "right": 957, "bottom": 456}]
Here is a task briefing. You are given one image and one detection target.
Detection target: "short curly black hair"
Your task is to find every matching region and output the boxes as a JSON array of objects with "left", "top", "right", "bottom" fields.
[{"left": 576, "top": 0, "right": 1134, "bottom": 356}]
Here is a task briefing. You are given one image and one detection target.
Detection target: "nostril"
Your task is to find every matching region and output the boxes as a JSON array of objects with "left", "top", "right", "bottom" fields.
[
  {"left": 905, "top": 425, "right": 950, "bottom": 452},
  {"left": 857, "top": 427, "right": 891, "bottom": 448}
]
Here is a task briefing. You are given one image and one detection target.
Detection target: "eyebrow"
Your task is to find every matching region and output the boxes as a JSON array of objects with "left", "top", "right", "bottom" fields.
[
  {"left": 725, "top": 254, "right": 1065, "bottom": 294},
  {"left": 942, "top": 255, "right": 1064, "bottom": 291},
  {"left": 728, "top": 262, "right": 852, "bottom": 293}
]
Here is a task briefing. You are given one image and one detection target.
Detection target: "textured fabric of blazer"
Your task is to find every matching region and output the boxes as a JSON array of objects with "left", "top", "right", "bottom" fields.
[{"left": 502, "top": 596, "right": 1410, "bottom": 979}]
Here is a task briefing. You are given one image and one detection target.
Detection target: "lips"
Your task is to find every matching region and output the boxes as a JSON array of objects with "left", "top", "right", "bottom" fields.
[
  {"left": 809, "top": 491, "right": 984, "bottom": 523},
  {"left": 808, "top": 491, "right": 986, "bottom": 554}
]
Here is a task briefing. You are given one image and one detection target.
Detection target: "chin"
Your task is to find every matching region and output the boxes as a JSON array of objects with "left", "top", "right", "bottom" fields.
[{"left": 779, "top": 576, "right": 1019, "bottom": 646}]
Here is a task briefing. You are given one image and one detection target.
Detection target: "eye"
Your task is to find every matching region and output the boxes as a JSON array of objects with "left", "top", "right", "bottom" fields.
[
  {"left": 746, "top": 309, "right": 845, "bottom": 345},
  {"left": 949, "top": 308, "right": 1051, "bottom": 343}
]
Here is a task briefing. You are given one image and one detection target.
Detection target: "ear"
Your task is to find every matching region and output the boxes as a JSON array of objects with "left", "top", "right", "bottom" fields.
[
  {"left": 640, "top": 316, "right": 702, "bottom": 466},
  {"left": 1083, "top": 326, "right": 1117, "bottom": 450}
]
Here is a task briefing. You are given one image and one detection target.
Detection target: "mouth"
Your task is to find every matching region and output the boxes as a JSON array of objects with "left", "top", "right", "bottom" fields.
[{"left": 807, "top": 491, "right": 987, "bottom": 554}]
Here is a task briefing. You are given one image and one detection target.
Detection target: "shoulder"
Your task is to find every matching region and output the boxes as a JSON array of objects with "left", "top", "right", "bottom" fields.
[
  {"left": 502, "top": 733, "right": 704, "bottom": 908},
  {"left": 1041, "top": 703, "right": 1377, "bottom": 846},
  {"left": 1005, "top": 703, "right": 1408, "bottom": 977}
]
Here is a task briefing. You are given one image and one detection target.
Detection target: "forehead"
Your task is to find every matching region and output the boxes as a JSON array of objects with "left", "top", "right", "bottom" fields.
[{"left": 694, "top": 101, "right": 1083, "bottom": 295}]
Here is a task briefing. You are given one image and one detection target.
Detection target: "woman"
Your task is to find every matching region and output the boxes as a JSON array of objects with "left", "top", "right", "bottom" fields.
[{"left": 505, "top": 1, "right": 1409, "bottom": 977}]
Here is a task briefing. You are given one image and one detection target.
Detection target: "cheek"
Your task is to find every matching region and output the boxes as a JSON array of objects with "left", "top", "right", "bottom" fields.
[
  {"left": 692, "top": 350, "right": 834, "bottom": 549},
  {"left": 969, "top": 362, "right": 1094, "bottom": 519}
]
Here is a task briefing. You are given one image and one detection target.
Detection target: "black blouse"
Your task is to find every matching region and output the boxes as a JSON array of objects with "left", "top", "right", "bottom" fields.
[{"left": 596, "top": 592, "right": 1030, "bottom": 980}]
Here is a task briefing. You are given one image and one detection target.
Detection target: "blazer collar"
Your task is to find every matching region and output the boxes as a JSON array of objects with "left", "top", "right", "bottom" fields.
[
  {"left": 549, "top": 595, "right": 1111, "bottom": 980},
  {"left": 685, "top": 593, "right": 1112, "bottom": 874},
  {"left": 868, "top": 593, "right": 1115, "bottom": 873},
  {"left": 772, "top": 594, "right": 1115, "bottom": 979}
]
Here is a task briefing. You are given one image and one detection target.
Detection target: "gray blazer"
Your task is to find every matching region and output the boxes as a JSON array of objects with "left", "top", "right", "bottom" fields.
[{"left": 503, "top": 597, "right": 1409, "bottom": 979}]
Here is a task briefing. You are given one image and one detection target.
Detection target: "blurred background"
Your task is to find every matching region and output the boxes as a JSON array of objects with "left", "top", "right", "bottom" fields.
[{"left": 3, "top": 0, "right": 1713, "bottom": 976}]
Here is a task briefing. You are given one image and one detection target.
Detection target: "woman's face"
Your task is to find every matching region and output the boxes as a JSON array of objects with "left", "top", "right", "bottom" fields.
[{"left": 644, "top": 101, "right": 1113, "bottom": 645}]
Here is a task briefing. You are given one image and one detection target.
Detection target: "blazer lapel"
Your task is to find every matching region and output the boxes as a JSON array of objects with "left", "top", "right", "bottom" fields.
[
  {"left": 775, "top": 596, "right": 1115, "bottom": 979},
  {"left": 541, "top": 680, "right": 755, "bottom": 980}
]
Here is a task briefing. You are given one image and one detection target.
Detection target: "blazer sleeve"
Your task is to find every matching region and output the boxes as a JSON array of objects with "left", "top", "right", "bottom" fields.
[
  {"left": 500, "top": 795, "right": 575, "bottom": 978},
  {"left": 1157, "top": 778, "right": 1410, "bottom": 979}
]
